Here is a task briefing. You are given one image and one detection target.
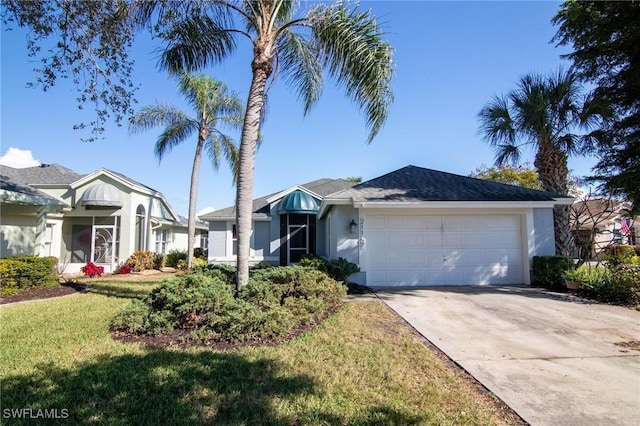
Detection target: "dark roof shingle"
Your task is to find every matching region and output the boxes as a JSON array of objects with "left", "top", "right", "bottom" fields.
[{"left": 326, "top": 165, "right": 571, "bottom": 202}]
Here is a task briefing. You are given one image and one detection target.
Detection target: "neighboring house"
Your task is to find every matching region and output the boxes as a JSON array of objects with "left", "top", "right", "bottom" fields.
[
  {"left": 0, "top": 163, "right": 207, "bottom": 274},
  {"left": 571, "top": 198, "right": 637, "bottom": 260},
  {"left": 202, "top": 165, "right": 573, "bottom": 287}
]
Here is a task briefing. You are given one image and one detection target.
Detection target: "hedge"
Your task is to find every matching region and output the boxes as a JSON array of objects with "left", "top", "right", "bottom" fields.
[
  {"left": 0, "top": 256, "right": 59, "bottom": 296},
  {"left": 532, "top": 255, "right": 573, "bottom": 290}
]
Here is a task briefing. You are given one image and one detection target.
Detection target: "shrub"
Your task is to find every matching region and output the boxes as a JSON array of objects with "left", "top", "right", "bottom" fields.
[
  {"left": 603, "top": 244, "right": 638, "bottom": 266},
  {"left": 0, "top": 256, "right": 58, "bottom": 296},
  {"left": 579, "top": 264, "right": 639, "bottom": 305},
  {"left": 299, "top": 254, "right": 327, "bottom": 272},
  {"left": 153, "top": 253, "right": 165, "bottom": 270},
  {"left": 81, "top": 262, "right": 104, "bottom": 277},
  {"left": 119, "top": 264, "right": 132, "bottom": 275},
  {"left": 325, "top": 257, "right": 360, "bottom": 282},
  {"left": 299, "top": 255, "right": 360, "bottom": 283},
  {"left": 532, "top": 255, "right": 573, "bottom": 290},
  {"left": 126, "top": 250, "right": 156, "bottom": 272},
  {"left": 197, "top": 263, "right": 236, "bottom": 285},
  {"left": 111, "top": 266, "right": 347, "bottom": 344},
  {"left": 165, "top": 250, "right": 187, "bottom": 268},
  {"left": 193, "top": 247, "right": 207, "bottom": 259}
]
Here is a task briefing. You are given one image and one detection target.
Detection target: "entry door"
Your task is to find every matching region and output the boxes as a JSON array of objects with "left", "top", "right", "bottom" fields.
[
  {"left": 92, "top": 226, "right": 115, "bottom": 269},
  {"left": 288, "top": 225, "right": 308, "bottom": 264}
]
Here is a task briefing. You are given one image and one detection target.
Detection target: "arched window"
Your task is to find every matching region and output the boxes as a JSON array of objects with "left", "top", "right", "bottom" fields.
[{"left": 135, "top": 205, "right": 146, "bottom": 251}]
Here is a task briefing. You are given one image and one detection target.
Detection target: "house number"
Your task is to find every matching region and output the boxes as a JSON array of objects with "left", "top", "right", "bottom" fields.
[{"left": 359, "top": 218, "right": 365, "bottom": 248}]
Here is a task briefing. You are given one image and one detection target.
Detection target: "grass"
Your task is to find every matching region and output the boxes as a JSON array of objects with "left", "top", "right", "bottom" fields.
[{"left": 0, "top": 277, "right": 520, "bottom": 425}]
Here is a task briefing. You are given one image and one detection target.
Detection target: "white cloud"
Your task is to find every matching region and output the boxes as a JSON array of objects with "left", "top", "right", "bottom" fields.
[
  {"left": 0, "top": 147, "right": 41, "bottom": 168},
  {"left": 197, "top": 206, "right": 215, "bottom": 217}
]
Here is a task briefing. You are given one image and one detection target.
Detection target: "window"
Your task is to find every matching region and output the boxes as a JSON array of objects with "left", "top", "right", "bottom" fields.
[
  {"left": 135, "top": 205, "right": 146, "bottom": 251},
  {"left": 155, "top": 229, "right": 167, "bottom": 254},
  {"left": 232, "top": 224, "right": 238, "bottom": 255}
]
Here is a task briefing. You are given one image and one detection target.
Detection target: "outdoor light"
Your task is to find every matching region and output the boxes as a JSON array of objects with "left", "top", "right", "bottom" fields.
[{"left": 349, "top": 219, "right": 358, "bottom": 234}]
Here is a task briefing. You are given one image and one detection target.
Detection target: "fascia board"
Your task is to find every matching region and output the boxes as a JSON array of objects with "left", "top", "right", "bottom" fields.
[{"left": 353, "top": 200, "right": 570, "bottom": 209}]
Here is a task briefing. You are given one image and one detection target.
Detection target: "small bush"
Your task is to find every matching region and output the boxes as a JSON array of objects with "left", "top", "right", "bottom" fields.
[
  {"left": 299, "top": 255, "right": 360, "bottom": 283},
  {"left": 127, "top": 251, "right": 156, "bottom": 272},
  {"left": 81, "top": 262, "right": 104, "bottom": 277},
  {"left": 0, "top": 256, "right": 58, "bottom": 296},
  {"left": 532, "top": 255, "right": 573, "bottom": 290},
  {"left": 111, "top": 299, "right": 151, "bottom": 334},
  {"left": 603, "top": 244, "right": 638, "bottom": 266},
  {"left": 165, "top": 250, "right": 187, "bottom": 268},
  {"left": 196, "top": 263, "right": 236, "bottom": 285},
  {"left": 325, "top": 258, "right": 360, "bottom": 282},
  {"left": 579, "top": 264, "right": 639, "bottom": 306},
  {"left": 193, "top": 247, "right": 207, "bottom": 259},
  {"left": 153, "top": 253, "right": 165, "bottom": 270}
]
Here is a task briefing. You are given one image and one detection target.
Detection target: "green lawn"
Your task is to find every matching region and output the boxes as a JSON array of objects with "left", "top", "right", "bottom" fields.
[{"left": 1, "top": 278, "right": 520, "bottom": 425}]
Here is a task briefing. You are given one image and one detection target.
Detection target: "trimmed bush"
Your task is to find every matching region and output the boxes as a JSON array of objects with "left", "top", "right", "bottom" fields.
[
  {"left": 299, "top": 254, "right": 360, "bottom": 283},
  {"left": 111, "top": 266, "right": 347, "bottom": 345},
  {"left": 532, "top": 255, "right": 573, "bottom": 290},
  {"left": 0, "top": 256, "right": 58, "bottom": 296}
]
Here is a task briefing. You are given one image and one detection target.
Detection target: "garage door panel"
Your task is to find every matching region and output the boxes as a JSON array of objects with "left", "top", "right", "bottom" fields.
[{"left": 366, "top": 214, "right": 523, "bottom": 286}]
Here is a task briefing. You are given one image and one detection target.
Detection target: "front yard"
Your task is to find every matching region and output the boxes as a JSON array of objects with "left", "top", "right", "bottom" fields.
[{"left": 0, "top": 277, "right": 522, "bottom": 425}]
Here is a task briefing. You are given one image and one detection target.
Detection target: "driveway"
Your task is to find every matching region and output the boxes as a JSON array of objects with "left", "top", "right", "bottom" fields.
[{"left": 375, "top": 286, "right": 640, "bottom": 426}]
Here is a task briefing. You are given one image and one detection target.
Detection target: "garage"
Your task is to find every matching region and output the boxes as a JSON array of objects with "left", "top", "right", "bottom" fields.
[
  {"left": 319, "top": 165, "right": 573, "bottom": 288},
  {"left": 366, "top": 214, "right": 524, "bottom": 286}
]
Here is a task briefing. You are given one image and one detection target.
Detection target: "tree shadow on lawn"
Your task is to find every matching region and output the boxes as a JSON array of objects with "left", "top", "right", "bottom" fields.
[
  {"left": 88, "top": 282, "right": 158, "bottom": 300},
  {"left": 2, "top": 349, "right": 313, "bottom": 425},
  {"left": 3, "top": 348, "right": 434, "bottom": 425}
]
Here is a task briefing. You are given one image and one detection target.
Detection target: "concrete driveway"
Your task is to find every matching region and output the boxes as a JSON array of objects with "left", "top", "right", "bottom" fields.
[{"left": 375, "top": 286, "right": 640, "bottom": 426}]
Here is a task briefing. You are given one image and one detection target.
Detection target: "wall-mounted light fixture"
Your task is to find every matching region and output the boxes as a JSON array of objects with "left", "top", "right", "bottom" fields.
[{"left": 349, "top": 219, "right": 358, "bottom": 234}]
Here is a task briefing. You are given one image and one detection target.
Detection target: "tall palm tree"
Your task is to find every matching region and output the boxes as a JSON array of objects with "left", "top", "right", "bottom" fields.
[
  {"left": 129, "top": 73, "right": 243, "bottom": 268},
  {"left": 131, "top": 1, "right": 394, "bottom": 289},
  {"left": 478, "top": 69, "right": 606, "bottom": 256}
]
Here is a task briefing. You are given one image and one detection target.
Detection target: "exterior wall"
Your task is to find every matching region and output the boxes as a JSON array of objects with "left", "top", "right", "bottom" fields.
[
  {"left": 532, "top": 208, "right": 555, "bottom": 256},
  {"left": 327, "top": 205, "right": 360, "bottom": 265},
  {"left": 0, "top": 213, "right": 37, "bottom": 257}
]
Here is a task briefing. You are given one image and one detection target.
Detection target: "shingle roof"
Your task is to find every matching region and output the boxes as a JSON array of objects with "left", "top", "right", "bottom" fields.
[
  {"left": 1, "top": 163, "right": 85, "bottom": 186},
  {"left": 326, "top": 165, "right": 571, "bottom": 202},
  {"left": 0, "top": 165, "right": 70, "bottom": 206},
  {"left": 200, "top": 178, "right": 356, "bottom": 220}
]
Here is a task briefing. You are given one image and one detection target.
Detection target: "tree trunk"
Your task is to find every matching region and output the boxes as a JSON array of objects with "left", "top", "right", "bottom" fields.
[
  {"left": 534, "top": 138, "right": 574, "bottom": 256},
  {"left": 188, "top": 126, "right": 207, "bottom": 269},
  {"left": 236, "top": 50, "right": 271, "bottom": 290}
]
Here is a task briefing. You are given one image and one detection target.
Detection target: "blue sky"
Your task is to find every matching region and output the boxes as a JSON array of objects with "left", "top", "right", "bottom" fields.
[{"left": 1, "top": 1, "right": 597, "bottom": 216}]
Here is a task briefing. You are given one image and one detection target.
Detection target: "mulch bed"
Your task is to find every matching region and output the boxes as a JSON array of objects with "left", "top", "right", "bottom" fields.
[{"left": 0, "top": 282, "right": 90, "bottom": 305}]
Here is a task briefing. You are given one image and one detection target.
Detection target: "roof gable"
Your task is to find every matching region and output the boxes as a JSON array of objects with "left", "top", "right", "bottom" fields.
[
  {"left": 326, "top": 165, "right": 571, "bottom": 203},
  {"left": 200, "top": 178, "right": 356, "bottom": 220}
]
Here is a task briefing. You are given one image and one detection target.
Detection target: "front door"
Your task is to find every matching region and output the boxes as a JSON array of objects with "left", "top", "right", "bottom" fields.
[
  {"left": 288, "top": 224, "right": 308, "bottom": 264},
  {"left": 92, "top": 226, "right": 115, "bottom": 272}
]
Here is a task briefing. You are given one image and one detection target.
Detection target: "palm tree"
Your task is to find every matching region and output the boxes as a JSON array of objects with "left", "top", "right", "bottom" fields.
[
  {"left": 478, "top": 69, "right": 606, "bottom": 256},
  {"left": 132, "top": 1, "right": 394, "bottom": 289},
  {"left": 129, "top": 73, "right": 243, "bottom": 268}
]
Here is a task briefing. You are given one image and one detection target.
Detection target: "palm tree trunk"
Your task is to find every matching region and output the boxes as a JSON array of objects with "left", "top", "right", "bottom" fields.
[
  {"left": 188, "top": 131, "right": 206, "bottom": 269},
  {"left": 534, "top": 139, "right": 574, "bottom": 256},
  {"left": 236, "top": 60, "right": 270, "bottom": 290}
]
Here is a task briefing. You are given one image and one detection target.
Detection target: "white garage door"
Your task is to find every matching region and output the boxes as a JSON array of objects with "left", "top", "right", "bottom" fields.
[{"left": 366, "top": 215, "right": 523, "bottom": 286}]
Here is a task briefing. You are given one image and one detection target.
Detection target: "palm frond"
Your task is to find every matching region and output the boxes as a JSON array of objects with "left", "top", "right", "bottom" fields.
[
  {"left": 155, "top": 119, "right": 198, "bottom": 162},
  {"left": 159, "top": 15, "right": 236, "bottom": 75},
  {"left": 309, "top": 3, "right": 394, "bottom": 143},
  {"left": 277, "top": 29, "right": 323, "bottom": 114},
  {"left": 494, "top": 143, "right": 522, "bottom": 166},
  {"left": 129, "top": 104, "right": 193, "bottom": 134},
  {"left": 478, "top": 95, "right": 516, "bottom": 147}
]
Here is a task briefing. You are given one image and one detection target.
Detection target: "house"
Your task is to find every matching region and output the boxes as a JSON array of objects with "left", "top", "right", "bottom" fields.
[
  {"left": 201, "top": 165, "right": 573, "bottom": 287},
  {"left": 571, "top": 198, "right": 637, "bottom": 260},
  {"left": 0, "top": 163, "right": 207, "bottom": 274}
]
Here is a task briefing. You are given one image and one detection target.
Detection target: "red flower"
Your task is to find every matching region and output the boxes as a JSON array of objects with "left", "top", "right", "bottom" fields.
[{"left": 81, "top": 262, "right": 104, "bottom": 277}]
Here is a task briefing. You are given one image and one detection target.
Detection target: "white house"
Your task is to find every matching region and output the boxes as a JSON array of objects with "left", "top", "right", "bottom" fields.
[
  {"left": 201, "top": 165, "right": 574, "bottom": 287},
  {"left": 0, "top": 163, "right": 207, "bottom": 274}
]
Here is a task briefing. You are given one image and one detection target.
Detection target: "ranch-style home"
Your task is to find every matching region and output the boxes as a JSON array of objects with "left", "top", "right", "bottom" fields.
[
  {"left": 0, "top": 163, "right": 207, "bottom": 274},
  {"left": 201, "top": 165, "right": 573, "bottom": 287}
]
